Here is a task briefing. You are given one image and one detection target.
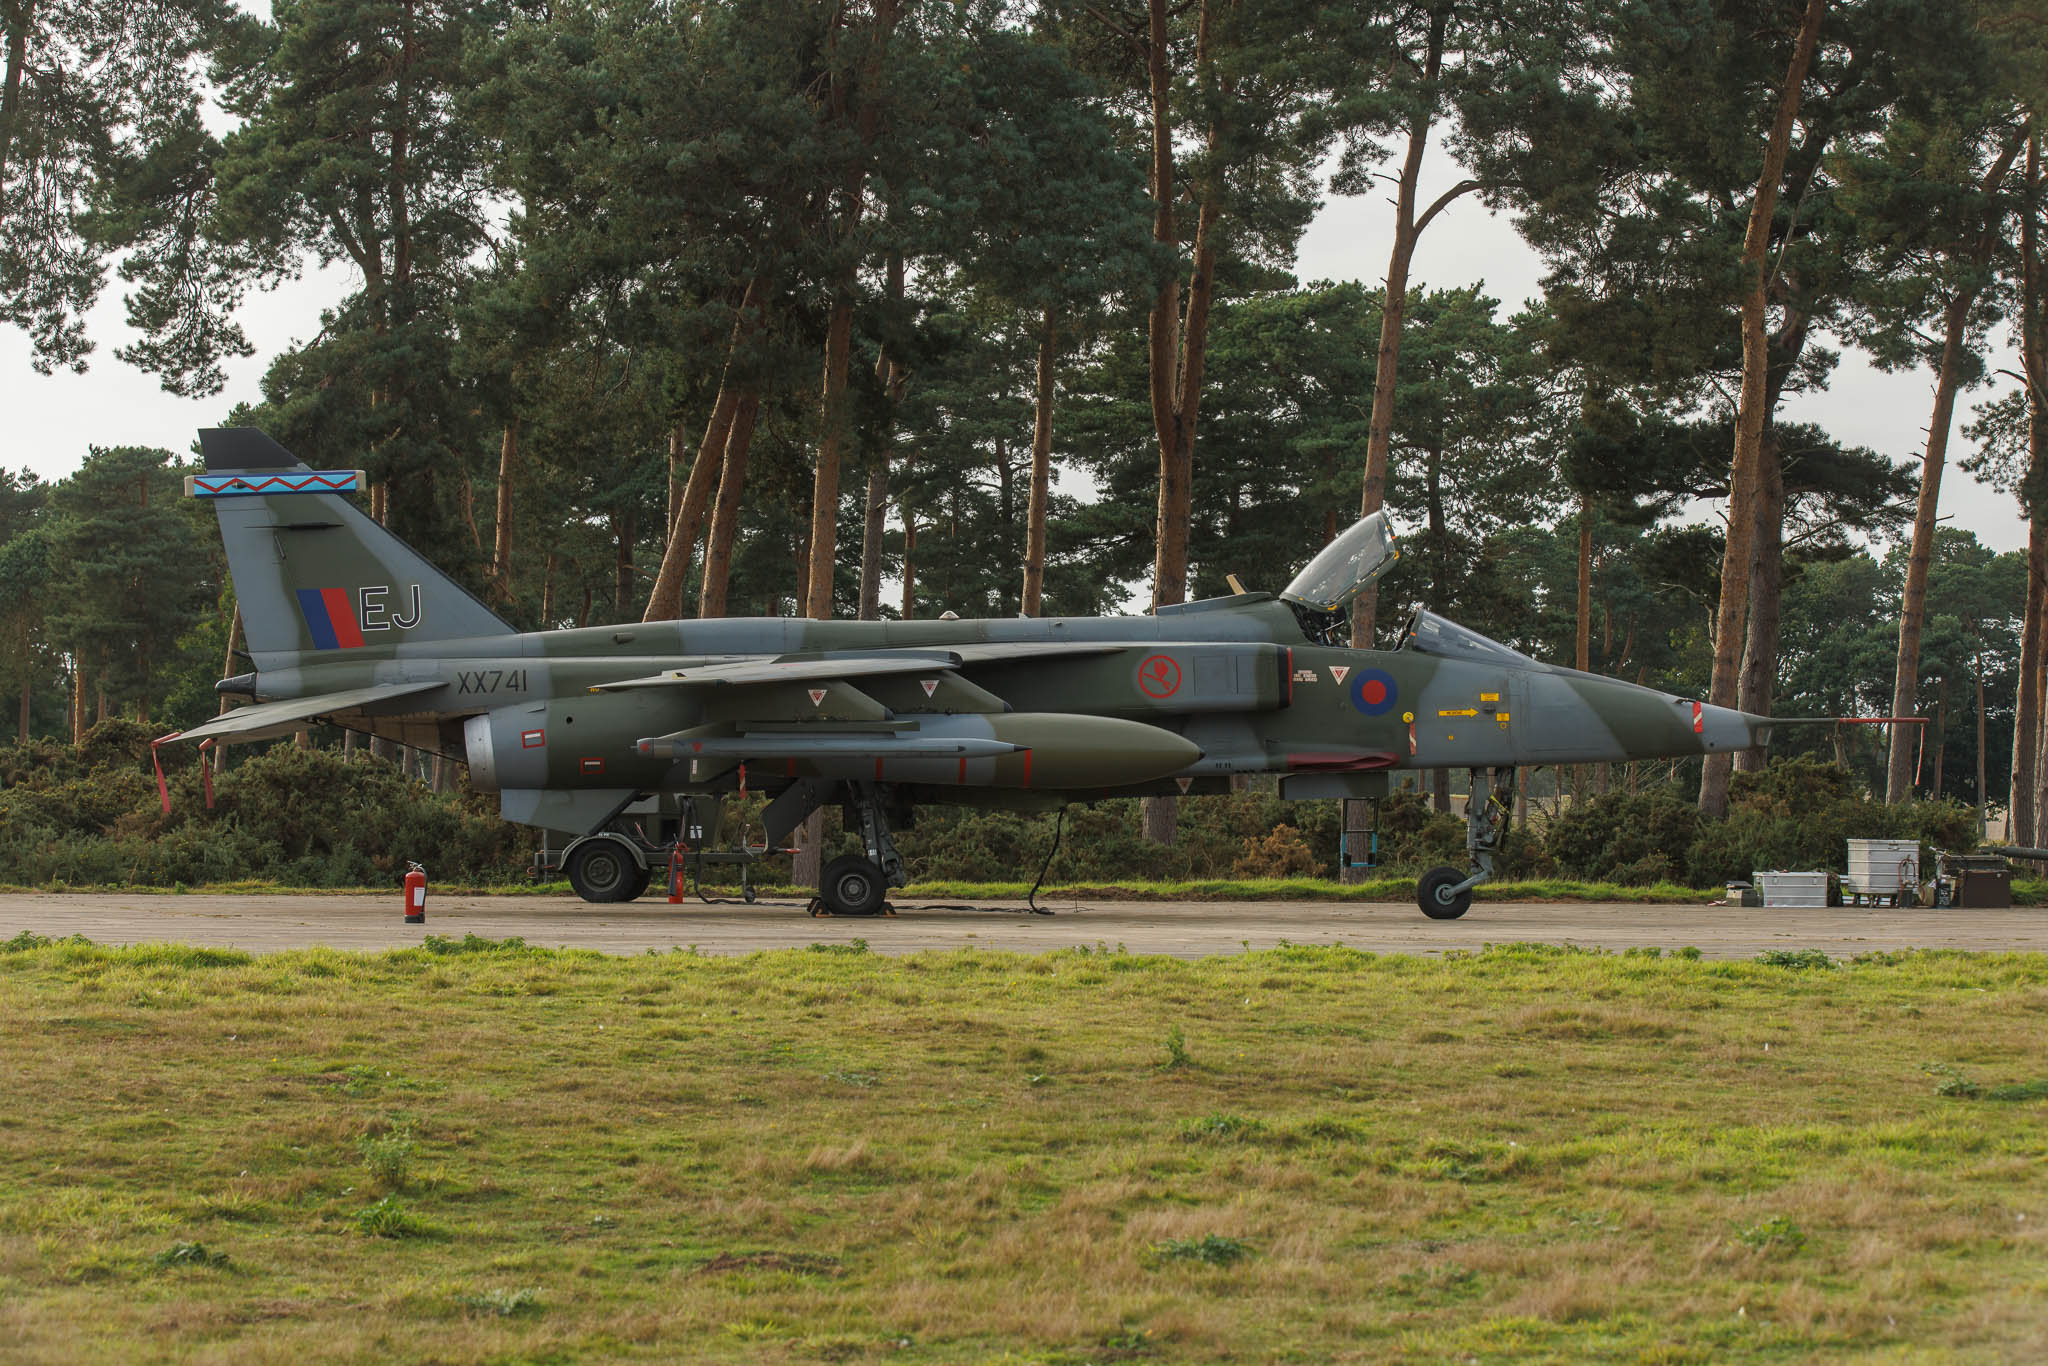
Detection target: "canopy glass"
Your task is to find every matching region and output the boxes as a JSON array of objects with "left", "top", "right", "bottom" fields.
[{"left": 1280, "top": 513, "right": 1401, "bottom": 613}]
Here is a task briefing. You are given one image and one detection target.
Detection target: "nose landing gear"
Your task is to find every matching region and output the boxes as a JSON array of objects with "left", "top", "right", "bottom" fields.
[{"left": 1416, "top": 766, "right": 1516, "bottom": 920}]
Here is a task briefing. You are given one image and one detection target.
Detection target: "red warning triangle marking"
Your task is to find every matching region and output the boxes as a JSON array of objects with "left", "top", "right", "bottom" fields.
[
  {"left": 1330, "top": 665, "right": 1351, "bottom": 684},
  {"left": 920, "top": 679, "right": 938, "bottom": 697},
  {"left": 807, "top": 688, "right": 827, "bottom": 707},
  {"left": 1175, "top": 776, "right": 1193, "bottom": 793}
]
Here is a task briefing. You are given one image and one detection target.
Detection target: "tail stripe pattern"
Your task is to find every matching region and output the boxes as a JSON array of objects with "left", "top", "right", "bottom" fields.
[{"left": 296, "top": 588, "right": 366, "bottom": 650}]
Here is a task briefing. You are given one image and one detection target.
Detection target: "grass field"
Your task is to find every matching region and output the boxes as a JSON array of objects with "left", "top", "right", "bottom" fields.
[{"left": 1, "top": 935, "right": 2045, "bottom": 1364}]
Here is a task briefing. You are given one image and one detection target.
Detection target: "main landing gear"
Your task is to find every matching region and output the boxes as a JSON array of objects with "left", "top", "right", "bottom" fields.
[
  {"left": 1417, "top": 766, "right": 1517, "bottom": 920},
  {"left": 813, "top": 781, "right": 909, "bottom": 917}
]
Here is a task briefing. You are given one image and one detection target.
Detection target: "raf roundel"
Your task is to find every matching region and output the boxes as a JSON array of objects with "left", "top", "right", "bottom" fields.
[{"left": 1350, "top": 668, "right": 1399, "bottom": 716}]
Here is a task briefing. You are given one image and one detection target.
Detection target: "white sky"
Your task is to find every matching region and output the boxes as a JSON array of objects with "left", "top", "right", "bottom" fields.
[{"left": 1, "top": 129, "right": 2029, "bottom": 557}]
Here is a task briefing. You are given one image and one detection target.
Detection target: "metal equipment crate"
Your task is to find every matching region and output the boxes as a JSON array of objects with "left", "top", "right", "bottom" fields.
[
  {"left": 1938, "top": 853, "right": 2011, "bottom": 909},
  {"left": 1755, "top": 870, "right": 1829, "bottom": 908},
  {"left": 1844, "top": 838, "right": 1920, "bottom": 907}
]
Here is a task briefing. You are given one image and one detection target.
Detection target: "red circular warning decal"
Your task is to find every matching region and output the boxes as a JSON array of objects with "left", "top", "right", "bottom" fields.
[{"left": 1137, "top": 654, "right": 1182, "bottom": 699}]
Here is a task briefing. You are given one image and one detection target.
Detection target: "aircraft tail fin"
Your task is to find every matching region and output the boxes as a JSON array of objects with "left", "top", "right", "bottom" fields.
[{"left": 197, "top": 429, "right": 514, "bottom": 666}]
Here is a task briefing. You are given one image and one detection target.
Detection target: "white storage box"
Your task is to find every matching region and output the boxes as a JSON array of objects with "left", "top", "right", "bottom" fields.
[
  {"left": 1756, "top": 870, "right": 1829, "bottom": 908},
  {"left": 1845, "top": 838, "right": 1919, "bottom": 896}
]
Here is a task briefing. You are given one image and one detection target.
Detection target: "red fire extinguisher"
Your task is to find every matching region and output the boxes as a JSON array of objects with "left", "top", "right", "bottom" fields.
[{"left": 403, "top": 862, "right": 427, "bottom": 924}]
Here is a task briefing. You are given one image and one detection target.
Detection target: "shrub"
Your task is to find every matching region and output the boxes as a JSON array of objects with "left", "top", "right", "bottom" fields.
[
  {"left": 1544, "top": 790, "right": 1701, "bottom": 884},
  {"left": 1687, "top": 758, "right": 1976, "bottom": 885},
  {"left": 1232, "top": 825, "right": 1320, "bottom": 879}
]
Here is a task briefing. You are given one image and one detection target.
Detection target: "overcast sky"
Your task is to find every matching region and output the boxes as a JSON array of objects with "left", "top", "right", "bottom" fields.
[{"left": 3, "top": 135, "right": 2030, "bottom": 556}]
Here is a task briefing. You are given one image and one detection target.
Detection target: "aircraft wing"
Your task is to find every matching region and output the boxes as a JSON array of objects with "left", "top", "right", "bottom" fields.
[
  {"left": 590, "top": 642, "right": 1125, "bottom": 691},
  {"left": 168, "top": 681, "right": 447, "bottom": 746}
]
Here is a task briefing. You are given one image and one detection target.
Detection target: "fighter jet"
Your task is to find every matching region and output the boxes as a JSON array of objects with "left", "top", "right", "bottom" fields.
[{"left": 168, "top": 429, "right": 1774, "bottom": 919}]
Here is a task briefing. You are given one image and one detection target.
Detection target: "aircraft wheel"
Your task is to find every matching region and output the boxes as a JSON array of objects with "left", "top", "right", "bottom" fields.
[
  {"left": 566, "top": 836, "right": 644, "bottom": 904},
  {"left": 819, "top": 854, "right": 887, "bottom": 916},
  {"left": 1417, "top": 866, "right": 1473, "bottom": 920}
]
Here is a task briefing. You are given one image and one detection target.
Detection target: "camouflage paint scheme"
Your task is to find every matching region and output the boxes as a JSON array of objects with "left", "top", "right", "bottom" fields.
[{"left": 176, "top": 430, "right": 1772, "bottom": 913}]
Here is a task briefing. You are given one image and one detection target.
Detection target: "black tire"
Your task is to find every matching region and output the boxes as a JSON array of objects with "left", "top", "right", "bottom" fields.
[
  {"left": 567, "top": 837, "right": 644, "bottom": 904},
  {"left": 1417, "top": 865, "right": 1473, "bottom": 920},
  {"left": 622, "top": 863, "right": 652, "bottom": 902},
  {"left": 820, "top": 854, "right": 887, "bottom": 916}
]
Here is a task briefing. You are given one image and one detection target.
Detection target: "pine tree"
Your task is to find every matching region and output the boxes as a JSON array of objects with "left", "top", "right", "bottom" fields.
[
  {"left": 45, "top": 447, "right": 211, "bottom": 725},
  {"left": 0, "top": 0, "right": 233, "bottom": 370}
]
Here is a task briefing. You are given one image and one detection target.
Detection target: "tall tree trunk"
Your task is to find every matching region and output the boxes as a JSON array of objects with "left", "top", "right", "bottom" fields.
[
  {"left": 1145, "top": 0, "right": 1226, "bottom": 616},
  {"left": 1354, "top": 79, "right": 1431, "bottom": 643},
  {"left": 857, "top": 261, "right": 906, "bottom": 623},
  {"left": 1886, "top": 293, "right": 1978, "bottom": 802},
  {"left": 1350, "top": 12, "right": 1476, "bottom": 646},
  {"left": 805, "top": 298, "right": 855, "bottom": 626},
  {"left": 1699, "top": 0, "right": 1825, "bottom": 820},
  {"left": 214, "top": 604, "right": 241, "bottom": 786},
  {"left": 490, "top": 420, "right": 517, "bottom": 601},
  {"left": 1140, "top": 0, "right": 1226, "bottom": 849},
  {"left": 2018, "top": 124, "right": 2046, "bottom": 844},
  {"left": 900, "top": 502, "right": 917, "bottom": 619},
  {"left": 540, "top": 552, "right": 555, "bottom": 627},
  {"left": 858, "top": 464, "right": 887, "bottom": 620},
  {"left": 647, "top": 277, "right": 766, "bottom": 621},
  {"left": 1575, "top": 494, "right": 1593, "bottom": 802},
  {"left": 2016, "top": 531, "right": 2045, "bottom": 839},
  {"left": 1930, "top": 682, "right": 1947, "bottom": 800},
  {"left": 644, "top": 413, "right": 725, "bottom": 622},
  {"left": 69, "top": 664, "right": 83, "bottom": 744},
  {"left": 0, "top": 10, "right": 28, "bottom": 192},
  {"left": 1885, "top": 130, "right": 2025, "bottom": 801},
  {"left": 1734, "top": 429, "right": 1786, "bottom": 773},
  {"left": 697, "top": 392, "right": 759, "bottom": 618},
  {"left": 1976, "top": 649, "right": 1988, "bottom": 827},
  {"left": 17, "top": 674, "right": 28, "bottom": 742},
  {"left": 612, "top": 507, "right": 636, "bottom": 616},
  {"left": 1143, "top": 0, "right": 1180, "bottom": 599},
  {"left": 1022, "top": 307, "right": 1057, "bottom": 616}
]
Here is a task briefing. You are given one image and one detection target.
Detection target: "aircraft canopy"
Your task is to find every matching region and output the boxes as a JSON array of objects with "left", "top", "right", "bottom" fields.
[
  {"left": 1398, "top": 609, "right": 1541, "bottom": 667},
  {"left": 1280, "top": 512, "right": 1401, "bottom": 613}
]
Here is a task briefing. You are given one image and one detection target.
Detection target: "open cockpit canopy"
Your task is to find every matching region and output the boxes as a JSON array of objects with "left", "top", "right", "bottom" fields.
[{"left": 1281, "top": 512, "right": 1401, "bottom": 614}]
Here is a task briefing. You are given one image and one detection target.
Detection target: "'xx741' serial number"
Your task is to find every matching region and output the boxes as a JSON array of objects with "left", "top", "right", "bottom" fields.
[{"left": 455, "top": 669, "right": 528, "bottom": 695}]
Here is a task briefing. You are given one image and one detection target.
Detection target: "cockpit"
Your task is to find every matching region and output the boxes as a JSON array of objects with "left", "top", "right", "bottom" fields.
[
  {"left": 1281, "top": 512, "right": 1401, "bottom": 643},
  {"left": 1280, "top": 513, "right": 1543, "bottom": 666},
  {"left": 1396, "top": 609, "right": 1541, "bottom": 667}
]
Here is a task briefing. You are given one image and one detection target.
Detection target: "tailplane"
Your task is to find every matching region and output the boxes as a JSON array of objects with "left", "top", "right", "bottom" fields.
[{"left": 197, "top": 429, "right": 513, "bottom": 667}]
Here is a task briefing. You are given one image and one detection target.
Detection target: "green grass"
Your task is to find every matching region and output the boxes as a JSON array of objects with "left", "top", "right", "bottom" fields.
[{"left": 2, "top": 938, "right": 2047, "bottom": 1361}]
